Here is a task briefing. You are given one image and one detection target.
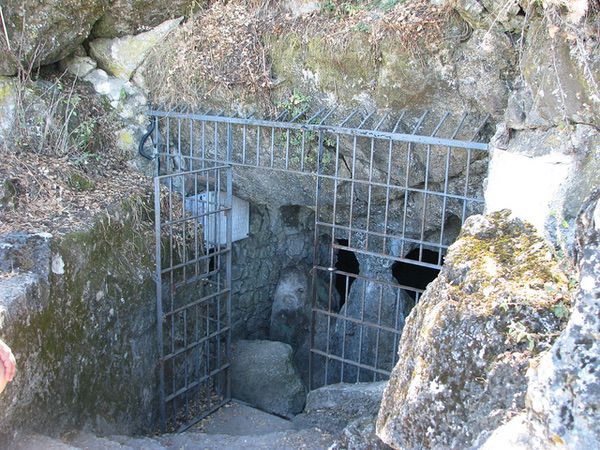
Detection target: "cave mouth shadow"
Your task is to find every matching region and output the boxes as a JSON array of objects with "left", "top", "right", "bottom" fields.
[
  {"left": 334, "top": 239, "right": 359, "bottom": 310},
  {"left": 392, "top": 248, "right": 442, "bottom": 302}
]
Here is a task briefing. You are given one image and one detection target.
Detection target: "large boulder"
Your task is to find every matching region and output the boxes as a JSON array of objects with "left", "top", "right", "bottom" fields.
[
  {"left": 376, "top": 210, "right": 572, "bottom": 449},
  {"left": 230, "top": 340, "right": 306, "bottom": 418},
  {"left": 91, "top": 0, "right": 199, "bottom": 39},
  {"left": 89, "top": 17, "right": 183, "bottom": 81},
  {"left": 480, "top": 188, "right": 600, "bottom": 449},
  {"left": 0, "top": 0, "right": 108, "bottom": 76}
]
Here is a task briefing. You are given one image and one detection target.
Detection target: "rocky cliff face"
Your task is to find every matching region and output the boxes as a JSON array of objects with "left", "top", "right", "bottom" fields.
[
  {"left": 376, "top": 210, "right": 572, "bottom": 449},
  {"left": 480, "top": 188, "right": 600, "bottom": 450}
]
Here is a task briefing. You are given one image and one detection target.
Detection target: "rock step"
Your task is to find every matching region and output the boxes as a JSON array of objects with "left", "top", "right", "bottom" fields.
[
  {"left": 13, "top": 434, "right": 81, "bottom": 450},
  {"left": 156, "top": 428, "right": 334, "bottom": 449},
  {"left": 13, "top": 428, "right": 334, "bottom": 450}
]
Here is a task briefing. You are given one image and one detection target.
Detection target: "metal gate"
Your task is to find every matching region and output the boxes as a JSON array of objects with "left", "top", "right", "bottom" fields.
[
  {"left": 145, "top": 108, "right": 489, "bottom": 427},
  {"left": 308, "top": 112, "right": 488, "bottom": 388},
  {"left": 153, "top": 164, "right": 233, "bottom": 432}
]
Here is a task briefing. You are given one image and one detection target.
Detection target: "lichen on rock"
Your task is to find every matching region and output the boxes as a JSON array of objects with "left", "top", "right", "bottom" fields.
[{"left": 376, "top": 210, "right": 573, "bottom": 449}]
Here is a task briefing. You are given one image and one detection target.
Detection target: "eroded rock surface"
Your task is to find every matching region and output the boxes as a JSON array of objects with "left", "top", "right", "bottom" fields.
[
  {"left": 0, "top": 0, "right": 108, "bottom": 76},
  {"left": 270, "top": 267, "right": 312, "bottom": 384},
  {"left": 293, "top": 381, "right": 386, "bottom": 434},
  {"left": 89, "top": 17, "right": 182, "bottom": 81},
  {"left": 376, "top": 210, "right": 571, "bottom": 449},
  {"left": 92, "top": 0, "right": 198, "bottom": 39}
]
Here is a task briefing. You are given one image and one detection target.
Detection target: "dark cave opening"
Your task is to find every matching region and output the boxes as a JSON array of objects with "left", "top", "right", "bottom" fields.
[
  {"left": 392, "top": 248, "right": 442, "bottom": 301},
  {"left": 334, "top": 239, "right": 360, "bottom": 310}
]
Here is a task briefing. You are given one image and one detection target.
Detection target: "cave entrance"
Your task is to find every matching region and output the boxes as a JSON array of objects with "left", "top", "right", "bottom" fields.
[
  {"left": 392, "top": 248, "right": 443, "bottom": 302},
  {"left": 147, "top": 108, "right": 490, "bottom": 429},
  {"left": 334, "top": 239, "right": 359, "bottom": 310}
]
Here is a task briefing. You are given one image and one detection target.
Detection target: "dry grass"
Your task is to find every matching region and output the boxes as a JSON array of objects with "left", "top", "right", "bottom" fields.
[
  {"left": 144, "top": 1, "right": 275, "bottom": 111},
  {"left": 142, "top": 0, "right": 452, "bottom": 112},
  {"left": 0, "top": 150, "right": 149, "bottom": 235}
]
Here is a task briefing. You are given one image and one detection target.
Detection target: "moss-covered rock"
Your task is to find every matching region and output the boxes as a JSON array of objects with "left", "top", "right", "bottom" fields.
[
  {"left": 0, "top": 198, "right": 158, "bottom": 440},
  {"left": 376, "top": 210, "right": 573, "bottom": 449}
]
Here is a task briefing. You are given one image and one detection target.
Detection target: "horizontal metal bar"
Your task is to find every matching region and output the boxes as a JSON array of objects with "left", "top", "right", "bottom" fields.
[
  {"left": 162, "top": 326, "right": 231, "bottom": 361},
  {"left": 315, "top": 234, "right": 445, "bottom": 269},
  {"left": 316, "top": 172, "right": 485, "bottom": 202},
  {"left": 165, "top": 363, "right": 230, "bottom": 402},
  {"left": 313, "top": 265, "right": 425, "bottom": 293},
  {"left": 310, "top": 348, "right": 391, "bottom": 377},
  {"left": 155, "top": 164, "right": 231, "bottom": 180},
  {"left": 147, "top": 110, "right": 489, "bottom": 150},
  {"left": 176, "top": 400, "right": 228, "bottom": 433},
  {"left": 164, "top": 288, "right": 230, "bottom": 317},
  {"left": 172, "top": 269, "right": 225, "bottom": 291},
  {"left": 313, "top": 306, "right": 403, "bottom": 335},
  {"left": 163, "top": 249, "right": 231, "bottom": 275},
  {"left": 160, "top": 208, "right": 232, "bottom": 228}
]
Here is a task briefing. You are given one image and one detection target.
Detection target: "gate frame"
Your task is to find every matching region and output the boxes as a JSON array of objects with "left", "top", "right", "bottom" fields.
[{"left": 154, "top": 164, "right": 233, "bottom": 432}]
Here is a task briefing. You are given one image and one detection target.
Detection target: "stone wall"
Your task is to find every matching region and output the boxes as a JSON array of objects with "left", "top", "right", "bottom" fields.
[
  {"left": 231, "top": 203, "right": 314, "bottom": 340},
  {"left": 0, "top": 200, "right": 158, "bottom": 443}
]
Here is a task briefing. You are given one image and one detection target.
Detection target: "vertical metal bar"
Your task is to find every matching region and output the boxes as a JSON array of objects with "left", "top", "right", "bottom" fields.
[
  {"left": 201, "top": 120, "right": 206, "bottom": 165},
  {"left": 382, "top": 113, "right": 405, "bottom": 255},
  {"left": 154, "top": 116, "right": 161, "bottom": 176},
  {"left": 438, "top": 113, "right": 467, "bottom": 264},
  {"left": 270, "top": 127, "right": 275, "bottom": 168},
  {"left": 214, "top": 121, "right": 219, "bottom": 165},
  {"left": 256, "top": 126, "right": 261, "bottom": 166},
  {"left": 166, "top": 117, "right": 171, "bottom": 175},
  {"left": 242, "top": 124, "right": 247, "bottom": 165},
  {"left": 392, "top": 288, "right": 401, "bottom": 367},
  {"left": 189, "top": 120, "right": 194, "bottom": 172},
  {"left": 356, "top": 280, "right": 367, "bottom": 382},
  {"left": 285, "top": 129, "right": 290, "bottom": 170},
  {"left": 340, "top": 274, "right": 350, "bottom": 381},
  {"left": 462, "top": 148, "right": 472, "bottom": 223},
  {"left": 154, "top": 177, "right": 166, "bottom": 432},
  {"left": 419, "top": 145, "right": 431, "bottom": 261},
  {"left": 225, "top": 165, "right": 233, "bottom": 401},
  {"left": 347, "top": 136, "right": 358, "bottom": 247},
  {"left": 308, "top": 131, "right": 324, "bottom": 390},
  {"left": 300, "top": 130, "right": 306, "bottom": 172},
  {"left": 373, "top": 283, "right": 384, "bottom": 380},
  {"left": 365, "top": 137, "right": 376, "bottom": 252}
]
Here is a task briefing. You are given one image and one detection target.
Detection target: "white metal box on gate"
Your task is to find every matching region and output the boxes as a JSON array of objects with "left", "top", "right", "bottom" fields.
[{"left": 184, "top": 191, "right": 249, "bottom": 247}]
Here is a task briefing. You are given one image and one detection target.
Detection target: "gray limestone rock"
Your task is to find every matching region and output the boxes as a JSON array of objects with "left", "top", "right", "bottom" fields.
[
  {"left": 526, "top": 188, "right": 600, "bottom": 448},
  {"left": 521, "top": 19, "right": 600, "bottom": 126},
  {"left": 340, "top": 416, "right": 391, "bottom": 450},
  {"left": 453, "top": 0, "right": 525, "bottom": 32},
  {"left": 0, "top": 0, "right": 108, "bottom": 76},
  {"left": 89, "top": 17, "right": 182, "bottom": 81},
  {"left": 58, "top": 56, "right": 97, "bottom": 78},
  {"left": 455, "top": 29, "right": 516, "bottom": 118},
  {"left": 293, "top": 381, "right": 386, "bottom": 434},
  {"left": 92, "top": 0, "right": 199, "bottom": 39},
  {"left": 231, "top": 340, "right": 306, "bottom": 418},
  {"left": 376, "top": 211, "right": 572, "bottom": 449}
]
